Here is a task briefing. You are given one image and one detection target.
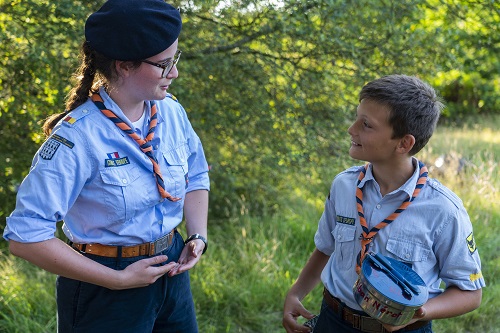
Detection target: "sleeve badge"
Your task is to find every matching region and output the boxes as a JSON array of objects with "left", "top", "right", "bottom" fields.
[
  {"left": 466, "top": 232, "right": 477, "bottom": 254},
  {"left": 39, "top": 134, "right": 74, "bottom": 160}
]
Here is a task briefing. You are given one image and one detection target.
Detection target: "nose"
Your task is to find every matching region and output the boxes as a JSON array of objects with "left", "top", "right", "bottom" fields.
[
  {"left": 348, "top": 120, "right": 357, "bottom": 136},
  {"left": 167, "top": 65, "right": 179, "bottom": 79}
]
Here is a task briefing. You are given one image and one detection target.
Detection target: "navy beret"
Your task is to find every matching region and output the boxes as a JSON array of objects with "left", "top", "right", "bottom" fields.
[{"left": 85, "top": 0, "right": 182, "bottom": 61}]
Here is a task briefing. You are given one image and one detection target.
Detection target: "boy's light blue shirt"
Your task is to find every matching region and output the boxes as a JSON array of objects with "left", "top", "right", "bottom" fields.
[
  {"left": 315, "top": 158, "right": 485, "bottom": 311},
  {"left": 4, "top": 88, "right": 210, "bottom": 246}
]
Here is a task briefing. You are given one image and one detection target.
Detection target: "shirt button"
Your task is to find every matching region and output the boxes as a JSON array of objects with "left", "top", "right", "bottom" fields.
[
  {"left": 158, "top": 220, "right": 163, "bottom": 225},
  {"left": 155, "top": 145, "right": 159, "bottom": 149},
  {"left": 82, "top": 109, "right": 88, "bottom": 114},
  {"left": 122, "top": 179, "right": 128, "bottom": 184},
  {"left": 376, "top": 204, "right": 381, "bottom": 209}
]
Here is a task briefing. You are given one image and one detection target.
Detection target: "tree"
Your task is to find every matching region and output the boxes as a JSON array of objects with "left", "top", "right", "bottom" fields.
[{"left": 0, "top": 0, "right": 498, "bottom": 227}]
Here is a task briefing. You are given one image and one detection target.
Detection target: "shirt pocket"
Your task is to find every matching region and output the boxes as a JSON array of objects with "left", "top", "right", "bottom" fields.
[
  {"left": 332, "top": 224, "right": 357, "bottom": 270},
  {"left": 99, "top": 165, "right": 146, "bottom": 222},
  {"left": 386, "top": 238, "right": 432, "bottom": 265},
  {"left": 161, "top": 143, "right": 190, "bottom": 197}
]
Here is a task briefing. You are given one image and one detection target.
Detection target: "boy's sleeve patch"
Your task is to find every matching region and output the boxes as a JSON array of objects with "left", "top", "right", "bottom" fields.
[
  {"left": 469, "top": 271, "right": 483, "bottom": 282},
  {"left": 39, "top": 134, "right": 74, "bottom": 160},
  {"left": 466, "top": 232, "right": 477, "bottom": 254},
  {"left": 166, "top": 93, "right": 179, "bottom": 102}
]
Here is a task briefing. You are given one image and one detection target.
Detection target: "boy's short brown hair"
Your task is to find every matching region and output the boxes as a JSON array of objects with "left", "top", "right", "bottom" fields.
[{"left": 359, "top": 75, "right": 445, "bottom": 155}]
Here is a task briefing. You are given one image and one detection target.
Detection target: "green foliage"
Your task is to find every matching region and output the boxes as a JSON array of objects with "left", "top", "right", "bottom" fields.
[
  {"left": 0, "top": 0, "right": 99, "bottom": 227},
  {"left": 176, "top": 0, "right": 500, "bottom": 217},
  {"left": 0, "top": 0, "right": 499, "bottom": 223},
  {"left": 0, "top": 250, "right": 57, "bottom": 333}
]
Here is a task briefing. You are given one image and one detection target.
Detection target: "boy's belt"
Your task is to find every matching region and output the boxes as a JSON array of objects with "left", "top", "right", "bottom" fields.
[
  {"left": 70, "top": 229, "right": 176, "bottom": 258},
  {"left": 323, "top": 289, "right": 430, "bottom": 333}
]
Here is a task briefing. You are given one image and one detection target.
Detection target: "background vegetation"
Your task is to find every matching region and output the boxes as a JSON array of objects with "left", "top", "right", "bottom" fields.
[{"left": 0, "top": 0, "right": 498, "bottom": 332}]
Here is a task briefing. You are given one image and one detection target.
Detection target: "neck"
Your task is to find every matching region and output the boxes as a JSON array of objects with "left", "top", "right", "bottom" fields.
[
  {"left": 371, "top": 158, "right": 415, "bottom": 196},
  {"left": 108, "top": 88, "right": 145, "bottom": 122}
]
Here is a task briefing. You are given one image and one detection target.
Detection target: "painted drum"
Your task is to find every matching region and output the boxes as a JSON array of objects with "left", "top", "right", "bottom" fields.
[{"left": 353, "top": 252, "right": 428, "bottom": 326}]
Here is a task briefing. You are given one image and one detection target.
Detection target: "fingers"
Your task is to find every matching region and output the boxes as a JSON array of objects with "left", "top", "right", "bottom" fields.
[
  {"left": 282, "top": 299, "right": 314, "bottom": 333},
  {"left": 282, "top": 313, "right": 313, "bottom": 333},
  {"left": 149, "top": 255, "right": 169, "bottom": 265},
  {"left": 168, "top": 257, "right": 198, "bottom": 276},
  {"left": 414, "top": 307, "right": 426, "bottom": 319}
]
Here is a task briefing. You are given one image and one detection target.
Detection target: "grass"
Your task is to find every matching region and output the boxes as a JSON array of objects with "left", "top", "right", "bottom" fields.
[{"left": 0, "top": 115, "right": 498, "bottom": 332}]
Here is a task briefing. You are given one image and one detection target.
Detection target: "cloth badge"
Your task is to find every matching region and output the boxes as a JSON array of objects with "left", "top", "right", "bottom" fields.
[
  {"left": 39, "top": 134, "right": 74, "bottom": 160},
  {"left": 336, "top": 215, "right": 355, "bottom": 225},
  {"left": 466, "top": 232, "right": 477, "bottom": 254},
  {"left": 105, "top": 152, "right": 130, "bottom": 167}
]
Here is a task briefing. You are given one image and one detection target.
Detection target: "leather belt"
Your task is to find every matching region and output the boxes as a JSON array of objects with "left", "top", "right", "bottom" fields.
[
  {"left": 323, "top": 289, "right": 429, "bottom": 333},
  {"left": 70, "top": 229, "right": 176, "bottom": 258}
]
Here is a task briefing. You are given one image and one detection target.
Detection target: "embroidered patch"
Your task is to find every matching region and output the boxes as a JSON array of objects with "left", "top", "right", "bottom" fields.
[
  {"left": 470, "top": 271, "right": 483, "bottom": 282},
  {"left": 336, "top": 215, "right": 355, "bottom": 225},
  {"left": 64, "top": 115, "right": 77, "bottom": 124},
  {"left": 105, "top": 152, "right": 130, "bottom": 167},
  {"left": 466, "top": 232, "right": 477, "bottom": 254},
  {"left": 39, "top": 134, "right": 74, "bottom": 160}
]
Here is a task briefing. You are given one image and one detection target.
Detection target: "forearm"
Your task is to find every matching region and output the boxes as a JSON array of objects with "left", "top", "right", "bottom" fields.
[
  {"left": 288, "top": 248, "right": 330, "bottom": 300},
  {"left": 422, "top": 286, "right": 482, "bottom": 320},
  {"left": 183, "top": 189, "right": 208, "bottom": 237},
  {"left": 9, "top": 238, "right": 121, "bottom": 289}
]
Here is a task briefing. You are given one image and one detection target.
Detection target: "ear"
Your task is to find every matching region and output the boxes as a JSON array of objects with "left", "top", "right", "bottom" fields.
[
  {"left": 396, "top": 134, "right": 415, "bottom": 154},
  {"left": 115, "top": 60, "right": 135, "bottom": 77}
]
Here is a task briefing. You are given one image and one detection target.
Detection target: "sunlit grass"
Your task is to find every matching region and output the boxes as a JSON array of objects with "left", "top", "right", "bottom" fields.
[{"left": 0, "top": 249, "right": 57, "bottom": 333}]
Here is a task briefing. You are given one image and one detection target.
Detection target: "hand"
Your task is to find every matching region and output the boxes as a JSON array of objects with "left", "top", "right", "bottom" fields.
[
  {"left": 382, "top": 307, "right": 426, "bottom": 332},
  {"left": 283, "top": 294, "right": 316, "bottom": 333},
  {"left": 115, "top": 255, "right": 176, "bottom": 289},
  {"left": 168, "top": 239, "right": 205, "bottom": 277}
]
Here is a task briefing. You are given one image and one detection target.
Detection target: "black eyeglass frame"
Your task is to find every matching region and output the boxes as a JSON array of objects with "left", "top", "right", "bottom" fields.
[{"left": 141, "top": 50, "right": 182, "bottom": 78}]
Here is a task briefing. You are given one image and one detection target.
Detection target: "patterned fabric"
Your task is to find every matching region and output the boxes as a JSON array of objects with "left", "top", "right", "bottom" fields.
[
  {"left": 355, "top": 161, "right": 428, "bottom": 274},
  {"left": 92, "top": 93, "right": 180, "bottom": 202}
]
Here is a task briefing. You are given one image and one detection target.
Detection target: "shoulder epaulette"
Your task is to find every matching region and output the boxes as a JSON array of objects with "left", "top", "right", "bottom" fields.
[
  {"left": 62, "top": 108, "right": 91, "bottom": 126},
  {"left": 427, "top": 178, "right": 462, "bottom": 209}
]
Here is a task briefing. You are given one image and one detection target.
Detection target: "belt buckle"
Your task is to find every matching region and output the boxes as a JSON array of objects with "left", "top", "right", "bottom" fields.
[
  {"left": 150, "top": 231, "right": 172, "bottom": 255},
  {"left": 352, "top": 314, "right": 361, "bottom": 330},
  {"left": 360, "top": 315, "right": 385, "bottom": 333}
]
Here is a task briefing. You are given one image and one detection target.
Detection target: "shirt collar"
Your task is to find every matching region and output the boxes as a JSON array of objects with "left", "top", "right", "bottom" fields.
[{"left": 357, "top": 157, "right": 421, "bottom": 198}]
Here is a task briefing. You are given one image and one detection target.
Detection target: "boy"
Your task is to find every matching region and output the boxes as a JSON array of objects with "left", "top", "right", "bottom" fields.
[{"left": 282, "top": 75, "right": 485, "bottom": 333}]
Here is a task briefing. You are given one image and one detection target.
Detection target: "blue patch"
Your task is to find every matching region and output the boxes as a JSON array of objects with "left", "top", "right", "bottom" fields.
[
  {"left": 336, "top": 215, "right": 355, "bottom": 226},
  {"left": 105, "top": 152, "right": 130, "bottom": 167},
  {"left": 39, "top": 134, "right": 74, "bottom": 160}
]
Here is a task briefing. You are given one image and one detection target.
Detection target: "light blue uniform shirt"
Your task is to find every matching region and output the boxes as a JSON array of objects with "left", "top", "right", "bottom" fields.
[
  {"left": 315, "top": 158, "right": 485, "bottom": 311},
  {"left": 4, "top": 88, "right": 210, "bottom": 246}
]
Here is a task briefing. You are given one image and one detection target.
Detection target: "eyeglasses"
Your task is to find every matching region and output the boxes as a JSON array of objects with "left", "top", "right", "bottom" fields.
[{"left": 141, "top": 50, "right": 182, "bottom": 78}]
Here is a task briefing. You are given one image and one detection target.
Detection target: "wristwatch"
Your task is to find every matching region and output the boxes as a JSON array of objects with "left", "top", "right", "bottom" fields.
[{"left": 184, "top": 233, "right": 208, "bottom": 254}]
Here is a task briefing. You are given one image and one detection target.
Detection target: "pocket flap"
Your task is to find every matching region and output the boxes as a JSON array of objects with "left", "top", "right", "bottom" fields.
[
  {"left": 333, "top": 224, "right": 357, "bottom": 243},
  {"left": 162, "top": 143, "right": 189, "bottom": 166},
  {"left": 100, "top": 165, "right": 140, "bottom": 186},
  {"left": 386, "top": 238, "right": 431, "bottom": 262}
]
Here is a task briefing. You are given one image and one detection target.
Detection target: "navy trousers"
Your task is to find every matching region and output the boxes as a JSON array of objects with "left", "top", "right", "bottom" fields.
[{"left": 56, "top": 232, "right": 198, "bottom": 333}]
